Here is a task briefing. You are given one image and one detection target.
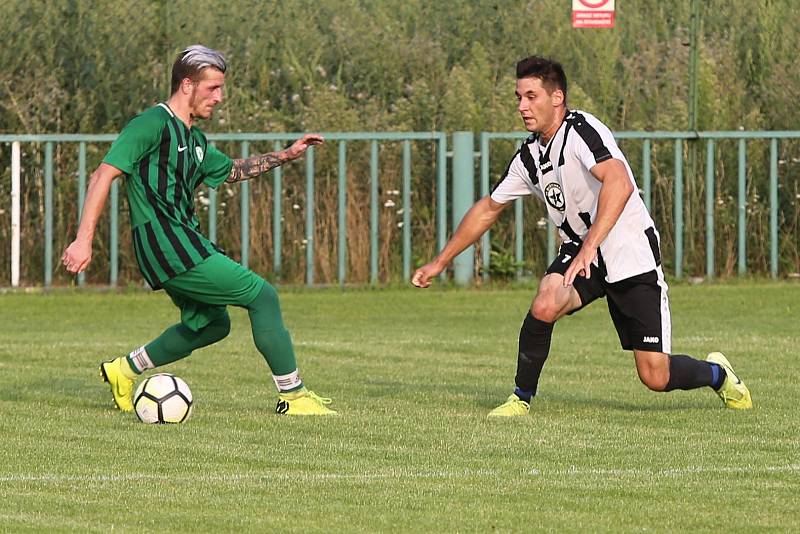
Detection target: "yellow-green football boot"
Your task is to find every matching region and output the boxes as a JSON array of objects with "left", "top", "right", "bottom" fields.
[
  {"left": 276, "top": 388, "right": 337, "bottom": 415},
  {"left": 487, "top": 394, "right": 530, "bottom": 418},
  {"left": 707, "top": 352, "right": 752, "bottom": 410},
  {"left": 99, "top": 358, "right": 136, "bottom": 412}
]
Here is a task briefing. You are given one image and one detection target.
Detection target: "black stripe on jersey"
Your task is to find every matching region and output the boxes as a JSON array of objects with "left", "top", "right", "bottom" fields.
[
  {"left": 491, "top": 148, "right": 521, "bottom": 193},
  {"left": 578, "top": 211, "right": 593, "bottom": 229},
  {"left": 154, "top": 125, "right": 195, "bottom": 270},
  {"left": 170, "top": 117, "right": 188, "bottom": 220},
  {"left": 133, "top": 227, "right": 160, "bottom": 289},
  {"left": 155, "top": 211, "right": 194, "bottom": 270},
  {"left": 519, "top": 144, "right": 539, "bottom": 185},
  {"left": 180, "top": 226, "right": 213, "bottom": 260},
  {"left": 558, "top": 122, "right": 573, "bottom": 167},
  {"left": 645, "top": 226, "right": 662, "bottom": 266},
  {"left": 144, "top": 221, "right": 178, "bottom": 279},
  {"left": 157, "top": 126, "right": 171, "bottom": 205},
  {"left": 188, "top": 156, "right": 199, "bottom": 190},
  {"left": 570, "top": 112, "right": 612, "bottom": 164},
  {"left": 170, "top": 118, "right": 200, "bottom": 232},
  {"left": 560, "top": 219, "right": 582, "bottom": 244}
]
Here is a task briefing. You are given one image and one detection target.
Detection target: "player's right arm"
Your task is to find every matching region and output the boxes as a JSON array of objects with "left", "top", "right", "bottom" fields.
[
  {"left": 411, "top": 196, "right": 508, "bottom": 288},
  {"left": 62, "top": 110, "right": 159, "bottom": 274},
  {"left": 61, "top": 163, "right": 124, "bottom": 274}
]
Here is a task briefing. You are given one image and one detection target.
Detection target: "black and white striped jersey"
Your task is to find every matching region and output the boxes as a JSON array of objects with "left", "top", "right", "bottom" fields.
[{"left": 490, "top": 109, "right": 660, "bottom": 283}]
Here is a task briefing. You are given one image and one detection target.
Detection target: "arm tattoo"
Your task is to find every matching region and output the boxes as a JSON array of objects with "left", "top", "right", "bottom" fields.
[{"left": 226, "top": 151, "right": 290, "bottom": 183}]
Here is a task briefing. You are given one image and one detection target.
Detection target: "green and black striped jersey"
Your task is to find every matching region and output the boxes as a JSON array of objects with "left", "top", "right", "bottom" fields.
[{"left": 103, "top": 103, "right": 233, "bottom": 288}]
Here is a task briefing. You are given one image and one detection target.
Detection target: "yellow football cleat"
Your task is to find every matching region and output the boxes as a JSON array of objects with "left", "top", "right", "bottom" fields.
[
  {"left": 99, "top": 358, "right": 136, "bottom": 412},
  {"left": 276, "top": 388, "right": 337, "bottom": 415},
  {"left": 487, "top": 394, "right": 530, "bottom": 418},
  {"left": 707, "top": 352, "right": 752, "bottom": 410}
]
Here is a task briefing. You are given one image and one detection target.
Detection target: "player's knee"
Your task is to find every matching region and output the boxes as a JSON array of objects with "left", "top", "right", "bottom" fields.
[
  {"left": 637, "top": 367, "right": 669, "bottom": 391},
  {"left": 249, "top": 282, "right": 281, "bottom": 313},
  {"left": 531, "top": 297, "right": 559, "bottom": 323},
  {"left": 206, "top": 313, "right": 231, "bottom": 343}
]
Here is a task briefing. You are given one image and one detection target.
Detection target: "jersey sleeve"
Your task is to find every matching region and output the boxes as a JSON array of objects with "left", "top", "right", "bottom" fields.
[
  {"left": 102, "top": 112, "right": 162, "bottom": 174},
  {"left": 490, "top": 147, "right": 542, "bottom": 204},
  {"left": 571, "top": 114, "right": 616, "bottom": 172},
  {"left": 200, "top": 143, "right": 234, "bottom": 189}
]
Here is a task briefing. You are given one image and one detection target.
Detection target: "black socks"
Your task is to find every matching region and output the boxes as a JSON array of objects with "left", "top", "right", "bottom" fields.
[
  {"left": 514, "top": 312, "right": 555, "bottom": 398},
  {"left": 664, "top": 354, "right": 725, "bottom": 391}
]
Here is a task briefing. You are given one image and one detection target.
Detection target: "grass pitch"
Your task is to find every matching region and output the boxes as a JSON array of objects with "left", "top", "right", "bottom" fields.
[{"left": 1, "top": 283, "right": 798, "bottom": 532}]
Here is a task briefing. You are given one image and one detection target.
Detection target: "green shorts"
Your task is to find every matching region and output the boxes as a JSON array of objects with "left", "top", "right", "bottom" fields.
[{"left": 161, "top": 253, "right": 266, "bottom": 331}]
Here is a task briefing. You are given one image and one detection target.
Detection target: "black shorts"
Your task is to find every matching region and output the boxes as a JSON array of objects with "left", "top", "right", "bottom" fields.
[{"left": 545, "top": 242, "right": 672, "bottom": 353}]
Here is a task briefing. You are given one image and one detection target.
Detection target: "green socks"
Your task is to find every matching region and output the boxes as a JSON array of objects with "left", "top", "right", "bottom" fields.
[
  {"left": 126, "top": 283, "right": 302, "bottom": 393},
  {"left": 246, "top": 284, "right": 303, "bottom": 391},
  {"left": 127, "top": 314, "right": 231, "bottom": 372}
]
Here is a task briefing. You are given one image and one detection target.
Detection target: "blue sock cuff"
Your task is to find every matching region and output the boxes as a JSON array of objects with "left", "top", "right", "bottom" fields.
[
  {"left": 709, "top": 363, "right": 724, "bottom": 390},
  {"left": 514, "top": 387, "right": 533, "bottom": 403}
]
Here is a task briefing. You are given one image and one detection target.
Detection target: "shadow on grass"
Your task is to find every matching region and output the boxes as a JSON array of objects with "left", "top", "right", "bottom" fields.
[{"left": 471, "top": 389, "right": 718, "bottom": 413}]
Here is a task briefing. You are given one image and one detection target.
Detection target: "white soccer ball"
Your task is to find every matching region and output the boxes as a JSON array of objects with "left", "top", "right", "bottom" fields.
[{"left": 133, "top": 373, "right": 193, "bottom": 424}]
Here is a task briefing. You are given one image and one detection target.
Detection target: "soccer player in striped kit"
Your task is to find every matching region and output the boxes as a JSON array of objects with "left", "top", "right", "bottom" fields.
[
  {"left": 412, "top": 56, "right": 752, "bottom": 416},
  {"left": 62, "top": 45, "right": 336, "bottom": 415}
]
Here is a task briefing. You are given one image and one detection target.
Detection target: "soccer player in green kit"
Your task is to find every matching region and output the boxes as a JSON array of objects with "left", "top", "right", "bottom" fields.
[{"left": 61, "top": 45, "right": 336, "bottom": 416}]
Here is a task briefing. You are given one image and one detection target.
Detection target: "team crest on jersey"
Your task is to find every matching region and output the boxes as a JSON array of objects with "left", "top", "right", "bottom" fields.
[
  {"left": 544, "top": 182, "right": 565, "bottom": 211},
  {"left": 195, "top": 146, "right": 204, "bottom": 162}
]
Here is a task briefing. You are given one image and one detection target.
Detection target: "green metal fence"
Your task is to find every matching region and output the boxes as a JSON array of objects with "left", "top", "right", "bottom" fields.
[
  {"left": 3, "top": 130, "right": 800, "bottom": 287},
  {"left": 2, "top": 132, "right": 447, "bottom": 287},
  {"left": 478, "top": 131, "right": 800, "bottom": 281}
]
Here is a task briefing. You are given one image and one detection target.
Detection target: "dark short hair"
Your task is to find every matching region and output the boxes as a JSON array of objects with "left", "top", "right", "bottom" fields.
[
  {"left": 515, "top": 56, "right": 568, "bottom": 99},
  {"left": 170, "top": 45, "right": 227, "bottom": 94}
]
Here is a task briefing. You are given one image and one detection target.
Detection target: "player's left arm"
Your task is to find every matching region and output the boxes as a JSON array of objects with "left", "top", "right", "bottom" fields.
[
  {"left": 563, "top": 158, "right": 634, "bottom": 286},
  {"left": 226, "top": 134, "right": 324, "bottom": 183}
]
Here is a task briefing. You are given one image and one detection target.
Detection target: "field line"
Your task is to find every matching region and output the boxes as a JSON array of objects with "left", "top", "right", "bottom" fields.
[{"left": 1, "top": 464, "right": 798, "bottom": 484}]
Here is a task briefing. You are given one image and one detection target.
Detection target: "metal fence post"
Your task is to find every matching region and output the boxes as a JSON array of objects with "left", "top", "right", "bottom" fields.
[
  {"left": 479, "top": 134, "right": 490, "bottom": 282},
  {"left": 240, "top": 141, "right": 249, "bottom": 268},
  {"left": 738, "top": 139, "right": 747, "bottom": 276},
  {"left": 11, "top": 142, "right": 21, "bottom": 287},
  {"left": 272, "top": 140, "right": 282, "bottom": 277},
  {"left": 437, "top": 134, "right": 447, "bottom": 281},
  {"left": 674, "top": 139, "right": 684, "bottom": 279},
  {"left": 705, "top": 139, "right": 715, "bottom": 279},
  {"left": 77, "top": 142, "right": 87, "bottom": 286},
  {"left": 44, "top": 142, "right": 53, "bottom": 286},
  {"left": 338, "top": 140, "right": 347, "bottom": 286},
  {"left": 110, "top": 179, "right": 118, "bottom": 285},
  {"left": 370, "top": 140, "right": 379, "bottom": 284},
  {"left": 642, "top": 139, "right": 652, "bottom": 211},
  {"left": 770, "top": 138, "right": 778, "bottom": 279},
  {"left": 452, "top": 132, "right": 475, "bottom": 285},
  {"left": 306, "top": 146, "right": 315, "bottom": 286},
  {"left": 402, "top": 140, "right": 412, "bottom": 282}
]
